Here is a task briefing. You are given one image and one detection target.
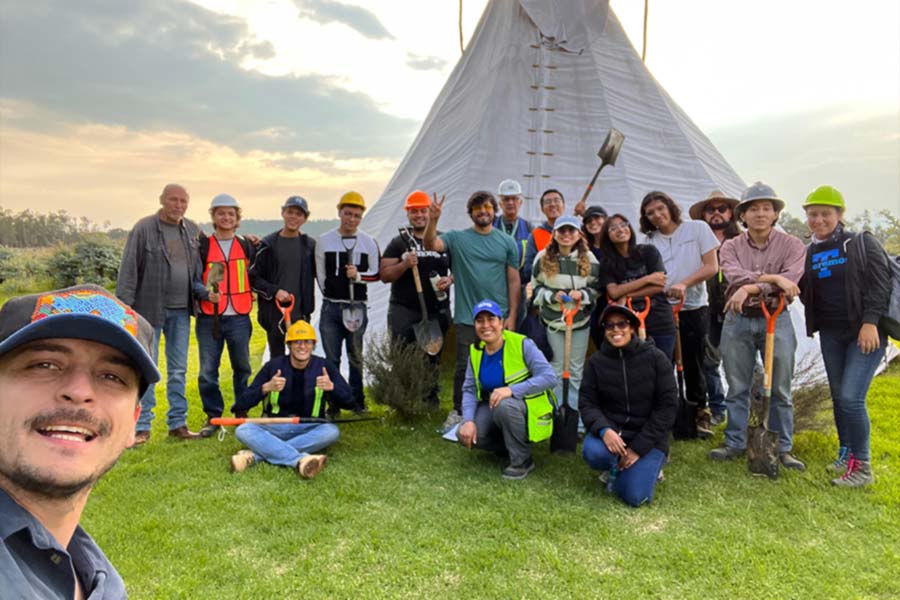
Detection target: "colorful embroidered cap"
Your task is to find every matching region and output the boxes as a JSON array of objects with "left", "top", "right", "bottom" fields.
[{"left": 0, "top": 285, "right": 160, "bottom": 393}]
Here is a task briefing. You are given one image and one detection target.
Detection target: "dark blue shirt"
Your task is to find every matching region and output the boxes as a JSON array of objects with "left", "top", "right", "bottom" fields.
[
  {"left": 478, "top": 348, "right": 505, "bottom": 394},
  {"left": 0, "top": 487, "right": 127, "bottom": 598},
  {"left": 810, "top": 233, "right": 850, "bottom": 332}
]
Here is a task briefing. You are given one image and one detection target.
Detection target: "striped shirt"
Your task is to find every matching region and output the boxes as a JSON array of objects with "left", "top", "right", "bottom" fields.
[{"left": 531, "top": 248, "right": 601, "bottom": 331}]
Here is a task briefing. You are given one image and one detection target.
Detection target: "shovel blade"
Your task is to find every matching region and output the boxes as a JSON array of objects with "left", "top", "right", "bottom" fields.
[
  {"left": 596, "top": 128, "right": 625, "bottom": 166},
  {"left": 414, "top": 319, "right": 444, "bottom": 356},
  {"left": 342, "top": 305, "right": 365, "bottom": 332}
]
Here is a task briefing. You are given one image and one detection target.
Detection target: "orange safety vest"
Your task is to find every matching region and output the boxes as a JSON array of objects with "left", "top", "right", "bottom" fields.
[
  {"left": 533, "top": 227, "right": 552, "bottom": 252},
  {"left": 200, "top": 237, "right": 253, "bottom": 315}
]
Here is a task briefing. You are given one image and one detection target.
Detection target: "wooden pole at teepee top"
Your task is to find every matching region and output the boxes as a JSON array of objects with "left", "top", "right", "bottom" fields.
[
  {"left": 641, "top": 0, "right": 649, "bottom": 62},
  {"left": 459, "top": 0, "right": 464, "bottom": 54}
]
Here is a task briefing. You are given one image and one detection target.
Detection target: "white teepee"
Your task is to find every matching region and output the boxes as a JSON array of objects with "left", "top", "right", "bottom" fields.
[{"left": 360, "top": 0, "right": 826, "bottom": 370}]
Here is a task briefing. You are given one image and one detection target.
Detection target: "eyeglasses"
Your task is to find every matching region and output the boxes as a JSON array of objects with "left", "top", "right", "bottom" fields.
[
  {"left": 542, "top": 198, "right": 564, "bottom": 205},
  {"left": 704, "top": 204, "right": 730, "bottom": 214},
  {"left": 607, "top": 222, "right": 629, "bottom": 232},
  {"left": 603, "top": 320, "right": 631, "bottom": 331},
  {"left": 290, "top": 339, "right": 315, "bottom": 346}
]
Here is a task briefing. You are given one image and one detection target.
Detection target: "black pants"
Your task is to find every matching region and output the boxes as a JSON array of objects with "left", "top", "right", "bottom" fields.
[
  {"left": 452, "top": 324, "right": 477, "bottom": 413},
  {"left": 678, "top": 306, "right": 709, "bottom": 410},
  {"left": 387, "top": 302, "right": 449, "bottom": 404}
]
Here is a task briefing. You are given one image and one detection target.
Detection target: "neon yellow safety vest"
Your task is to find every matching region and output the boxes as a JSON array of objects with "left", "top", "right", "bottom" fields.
[{"left": 469, "top": 330, "right": 556, "bottom": 442}]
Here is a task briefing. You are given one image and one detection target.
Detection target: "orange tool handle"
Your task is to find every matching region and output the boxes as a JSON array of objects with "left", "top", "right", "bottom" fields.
[
  {"left": 211, "top": 417, "right": 300, "bottom": 426},
  {"left": 761, "top": 293, "right": 785, "bottom": 335}
]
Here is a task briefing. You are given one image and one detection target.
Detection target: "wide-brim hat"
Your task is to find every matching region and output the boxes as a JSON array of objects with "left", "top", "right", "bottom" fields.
[
  {"left": 689, "top": 190, "right": 739, "bottom": 220},
  {"left": 736, "top": 181, "right": 785, "bottom": 217},
  {"left": 0, "top": 285, "right": 160, "bottom": 395}
]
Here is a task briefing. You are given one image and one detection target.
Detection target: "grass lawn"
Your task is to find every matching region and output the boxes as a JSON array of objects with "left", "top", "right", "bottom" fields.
[{"left": 17, "top": 301, "right": 900, "bottom": 598}]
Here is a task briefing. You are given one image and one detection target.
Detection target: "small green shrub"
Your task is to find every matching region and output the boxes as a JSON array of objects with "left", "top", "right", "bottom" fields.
[
  {"left": 47, "top": 235, "right": 122, "bottom": 288},
  {"left": 364, "top": 333, "right": 439, "bottom": 420}
]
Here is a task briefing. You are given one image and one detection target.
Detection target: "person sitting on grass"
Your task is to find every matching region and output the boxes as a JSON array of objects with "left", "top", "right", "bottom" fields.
[
  {"left": 457, "top": 299, "right": 557, "bottom": 480},
  {"left": 580, "top": 304, "right": 677, "bottom": 507},
  {"left": 229, "top": 321, "right": 353, "bottom": 479}
]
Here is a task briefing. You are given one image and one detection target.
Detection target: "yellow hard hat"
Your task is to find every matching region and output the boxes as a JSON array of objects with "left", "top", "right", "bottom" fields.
[
  {"left": 284, "top": 320, "right": 317, "bottom": 343},
  {"left": 337, "top": 191, "right": 366, "bottom": 211}
]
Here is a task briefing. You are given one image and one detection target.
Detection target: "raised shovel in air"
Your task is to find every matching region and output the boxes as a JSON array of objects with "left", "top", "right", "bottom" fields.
[{"left": 574, "top": 128, "right": 625, "bottom": 217}]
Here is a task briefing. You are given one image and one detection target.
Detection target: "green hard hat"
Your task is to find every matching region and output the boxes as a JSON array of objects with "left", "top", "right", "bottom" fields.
[{"left": 803, "top": 185, "right": 845, "bottom": 210}]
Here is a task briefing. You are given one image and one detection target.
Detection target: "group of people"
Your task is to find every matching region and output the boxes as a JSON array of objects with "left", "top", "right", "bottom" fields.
[{"left": 1, "top": 179, "right": 893, "bottom": 597}]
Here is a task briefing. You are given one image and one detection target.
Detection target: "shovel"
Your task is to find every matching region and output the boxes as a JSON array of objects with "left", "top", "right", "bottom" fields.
[
  {"left": 625, "top": 295, "right": 651, "bottom": 340},
  {"left": 671, "top": 297, "right": 697, "bottom": 440},
  {"left": 399, "top": 227, "right": 443, "bottom": 355},
  {"left": 341, "top": 236, "right": 365, "bottom": 332},
  {"left": 574, "top": 128, "right": 625, "bottom": 217},
  {"left": 747, "top": 294, "right": 785, "bottom": 479},
  {"left": 551, "top": 294, "right": 581, "bottom": 453},
  {"left": 206, "top": 261, "right": 225, "bottom": 340}
]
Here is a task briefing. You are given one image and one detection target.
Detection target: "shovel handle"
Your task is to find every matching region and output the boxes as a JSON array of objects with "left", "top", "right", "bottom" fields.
[
  {"left": 625, "top": 296, "right": 651, "bottom": 340},
  {"left": 761, "top": 294, "right": 785, "bottom": 335},
  {"left": 277, "top": 294, "right": 295, "bottom": 328},
  {"left": 409, "top": 262, "right": 430, "bottom": 319},
  {"left": 761, "top": 294, "right": 784, "bottom": 397},
  {"left": 212, "top": 417, "right": 300, "bottom": 426}
]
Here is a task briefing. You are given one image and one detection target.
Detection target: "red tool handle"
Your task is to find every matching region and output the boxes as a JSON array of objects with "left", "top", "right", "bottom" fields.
[{"left": 761, "top": 293, "right": 785, "bottom": 334}]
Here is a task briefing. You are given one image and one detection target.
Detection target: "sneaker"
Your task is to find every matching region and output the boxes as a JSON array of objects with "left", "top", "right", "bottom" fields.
[
  {"left": 442, "top": 409, "right": 463, "bottom": 432},
  {"left": 502, "top": 459, "right": 535, "bottom": 480},
  {"left": 657, "top": 469, "right": 665, "bottom": 482},
  {"left": 230, "top": 450, "right": 254, "bottom": 473},
  {"left": 831, "top": 457, "right": 874, "bottom": 487},
  {"left": 198, "top": 420, "right": 218, "bottom": 439},
  {"left": 597, "top": 470, "right": 610, "bottom": 484},
  {"left": 779, "top": 452, "right": 806, "bottom": 472},
  {"left": 709, "top": 445, "right": 745, "bottom": 461},
  {"left": 297, "top": 454, "right": 328, "bottom": 479},
  {"left": 696, "top": 409, "right": 713, "bottom": 439},
  {"left": 710, "top": 412, "right": 726, "bottom": 427},
  {"left": 825, "top": 446, "right": 850, "bottom": 473}
]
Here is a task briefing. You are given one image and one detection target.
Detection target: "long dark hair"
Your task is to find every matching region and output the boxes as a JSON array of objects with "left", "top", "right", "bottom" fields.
[
  {"left": 598, "top": 214, "right": 637, "bottom": 281},
  {"left": 639, "top": 191, "right": 682, "bottom": 234}
]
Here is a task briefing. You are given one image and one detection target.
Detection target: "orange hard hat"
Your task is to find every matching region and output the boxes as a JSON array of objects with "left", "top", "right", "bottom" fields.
[{"left": 404, "top": 190, "right": 431, "bottom": 210}]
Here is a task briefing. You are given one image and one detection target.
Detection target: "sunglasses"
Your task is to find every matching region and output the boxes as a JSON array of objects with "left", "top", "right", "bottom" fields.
[
  {"left": 603, "top": 320, "right": 631, "bottom": 331},
  {"left": 704, "top": 204, "right": 731, "bottom": 214}
]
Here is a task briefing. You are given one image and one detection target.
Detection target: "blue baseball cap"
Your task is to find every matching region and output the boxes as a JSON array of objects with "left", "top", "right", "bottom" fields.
[
  {"left": 0, "top": 285, "right": 160, "bottom": 395},
  {"left": 553, "top": 215, "right": 581, "bottom": 231},
  {"left": 472, "top": 299, "right": 503, "bottom": 320},
  {"left": 282, "top": 195, "right": 310, "bottom": 215}
]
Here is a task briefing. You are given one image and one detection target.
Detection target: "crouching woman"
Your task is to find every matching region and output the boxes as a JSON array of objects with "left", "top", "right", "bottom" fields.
[
  {"left": 580, "top": 305, "right": 677, "bottom": 506},
  {"left": 457, "top": 299, "right": 558, "bottom": 480},
  {"left": 229, "top": 321, "right": 354, "bottom": 479}
]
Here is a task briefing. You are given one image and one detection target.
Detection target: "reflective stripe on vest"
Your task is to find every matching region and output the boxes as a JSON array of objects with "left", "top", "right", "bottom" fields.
[
  {"left": 200, "top": 237, "right": 253, "bottom": 315},
  {"left": 469, "top": 330, "right": 531, "bottom": 399},
  {"left": 312, "top": 387, "right": 324, "bottom": 418}
]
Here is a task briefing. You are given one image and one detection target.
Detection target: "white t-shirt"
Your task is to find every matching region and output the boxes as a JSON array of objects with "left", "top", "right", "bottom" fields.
[{"left": 644, "top": 220, "right": 719, "bottom": 311}]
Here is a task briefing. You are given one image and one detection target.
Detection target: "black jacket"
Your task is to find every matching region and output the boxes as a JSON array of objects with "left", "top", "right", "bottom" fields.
[
  {"left": 800, "top": 228, "right": 891, "bottom": 336},
  {"left": 578, "top": 336, "right": 677, "bottom": 456},
  {"left": 250, "top": 230, "right": 317, "bottom": 328}
]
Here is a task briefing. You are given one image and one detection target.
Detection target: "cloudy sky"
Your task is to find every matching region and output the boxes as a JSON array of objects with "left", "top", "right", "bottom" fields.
[{"left": 0, "top": 0, "right": 897, "bottom": 228}]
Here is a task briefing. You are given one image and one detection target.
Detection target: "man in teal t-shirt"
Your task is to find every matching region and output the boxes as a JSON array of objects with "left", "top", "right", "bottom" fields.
[{"left": 424, "top": 191, "right": 519, "bottom": 429}]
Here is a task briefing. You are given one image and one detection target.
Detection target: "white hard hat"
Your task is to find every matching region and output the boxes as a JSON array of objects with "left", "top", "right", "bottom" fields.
[
  {"left": 498, "top": 179, "right": 522, "bottom": 197},
  {"left": 210, "top": 193, "right": 240, "bottom": 210}
]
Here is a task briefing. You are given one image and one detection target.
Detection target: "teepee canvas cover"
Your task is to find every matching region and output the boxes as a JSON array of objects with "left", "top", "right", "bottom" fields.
[{"left": 359, "top": 0, "right": 825, "bottom": 369}]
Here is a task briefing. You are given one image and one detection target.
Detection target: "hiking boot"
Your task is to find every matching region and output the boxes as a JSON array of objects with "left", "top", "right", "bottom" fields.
[
  {"left": 710, "top": 411, "right": 726, "bottom": 427},
  {"left": 779, "top": 452, "right": 806, "bottom": 472},
  {"left": 709, "top": 445, "right": 745, "bottom": 461},
  {"left": 297, "top": 454, "right": 328, "bottom": 479},
  {"left": 442, "top": 409, "right": 463, "bottom": 432},
  {"left": 132, "top": 430, "right": 150, "bottom": 447},
  {"left": 168, "top": 426, "right": 201, "bottom": 440},
  {"left": 825, "top": 446, "right": 850, "bottom": 473},
  {"left": 831, "top": 457, "right": 874, "bottom": 487},
  {"left": 230, "top": 450, "right": 254, "bottom": 473},
  {"left": 696, "top": 408, "right": 713, "bottom": 439},
  {"left": 198, "top": 420, "right": 218, "bottom": 439},
  {"left": 502, "top": 459, "right": 535, "bottom": 480}
]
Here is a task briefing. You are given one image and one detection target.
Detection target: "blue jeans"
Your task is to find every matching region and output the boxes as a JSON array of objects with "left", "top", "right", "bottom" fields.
[
  {"left": 319, "top": 299, "right": 367, "bottom": 408},
  {"left": 704, "top": 356, "right": 727, "bottom": 416},
  {"left": 196, "top": 314, "right": 252, "bottom": 418},
  {"left": 546, "top": 326, "right": 589, "bottom": 411},
  {"left": 649, "top": 333, "right": 675, "bottom": 363},
  {"left": 137, "top": 308, "right": 191, "bottom": 431},
  {"left": 582, "top": 434, "right": 666, "bottom": 507},
  {"left": 819, "top": 329, "right": 886, "bottom": 462},
  {"left": 720, "top": 311, "right": 796, "bottom": 452},
  {"left": 235, "top": 422, "right": 340, "bottom": 468}
]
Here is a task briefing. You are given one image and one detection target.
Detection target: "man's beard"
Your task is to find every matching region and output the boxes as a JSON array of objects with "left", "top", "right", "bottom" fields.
[{"left": 709, "top": 220, "right": 730, "bottom": 230}]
